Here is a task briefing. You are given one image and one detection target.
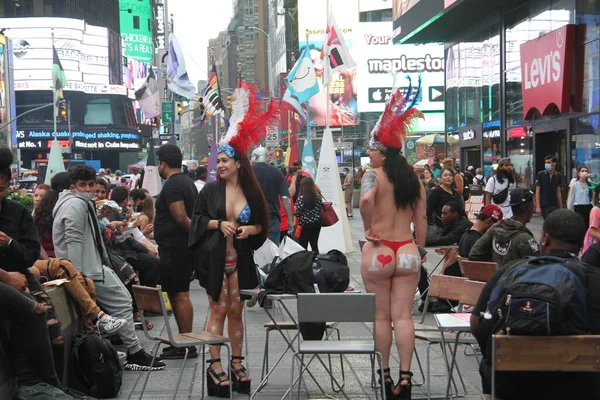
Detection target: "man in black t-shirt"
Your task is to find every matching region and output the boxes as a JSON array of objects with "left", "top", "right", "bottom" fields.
[
  {"left": 535, "top": 154, "right": 563, "bottom": 219},
  {"left": 154, "top": 144, "right": 198, "bottom": 359},
  {"left": 470, "top": 209, "right": 600, "bottom": 399},
  {"left": 251, "top": 146, "right": 292, "bottom": 245}
]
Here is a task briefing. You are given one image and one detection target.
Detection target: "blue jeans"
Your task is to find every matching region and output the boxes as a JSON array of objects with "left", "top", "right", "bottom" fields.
[{"left": 268, "top": 217, "right": 281, "bottom": 246}]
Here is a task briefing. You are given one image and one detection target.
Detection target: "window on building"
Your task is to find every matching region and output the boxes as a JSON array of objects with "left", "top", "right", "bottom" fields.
[
  {"left": 85, "top": 98, "right": 114, "bottom": 125},
  {"left": 133, "top": 15, "right": 140, "bottom": 30}
]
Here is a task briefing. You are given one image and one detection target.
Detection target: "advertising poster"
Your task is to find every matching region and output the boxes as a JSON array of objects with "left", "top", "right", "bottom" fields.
[
  {"left": 355, "top": 22, "right": 445, "bottom": 132},
  {"left": 392, "top": 0, "right": 421, "bottom": 20},
  {"left": 119, "top": 0, "right": 154, "bottom": 62},
  {"left": 298, "top": 0, "right": 359, "bottom": 127}
]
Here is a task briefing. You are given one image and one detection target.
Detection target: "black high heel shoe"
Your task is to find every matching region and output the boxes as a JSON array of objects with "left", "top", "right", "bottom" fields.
[
  {"left": 206, "top": 358, "right": 231, "bottom": 398},
  {"left": 230, "top": 355, "right": 251, "bottom": 394},
  {"left": 377, "top": 368, "right": 394, "bottom": 399},
  {"left": 394, "top": 370, "right": 413, "bottom": 400}
]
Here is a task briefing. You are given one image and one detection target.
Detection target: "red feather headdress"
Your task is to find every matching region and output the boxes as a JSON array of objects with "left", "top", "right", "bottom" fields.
[
  {"left": 369, "top": 88, "right": 424, "bottom": 151},
  {"left": 219, "top": 82, "right": 280, "bottom": 156}
]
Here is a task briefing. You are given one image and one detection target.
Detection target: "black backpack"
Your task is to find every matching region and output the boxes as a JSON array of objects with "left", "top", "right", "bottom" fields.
[
  {"left": 68, "top": 333, "right": 122, "bottom": 399},
  {"left": 476, "top": 256, "right": 589, "bottom": 363},
  {"left": 313, "top": 250, "right": 350, "bottom": 293},
  {"left": 262, "top": 250, "right": 316, "bottom": 295}
]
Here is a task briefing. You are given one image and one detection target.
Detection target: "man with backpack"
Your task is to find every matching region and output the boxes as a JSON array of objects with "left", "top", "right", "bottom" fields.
[
  {"left": 484, "top": 157, "right": 515, "bottom": 219},
  {"left": 470, "top": 209, "right": 600, "bottom": 399},
  {"left": 469, "top": 188, "right": 539, "bottom": 266}
]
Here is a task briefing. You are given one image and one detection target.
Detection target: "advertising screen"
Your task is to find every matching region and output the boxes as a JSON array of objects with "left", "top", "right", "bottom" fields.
[
  {"left": 3, "top": 18, "right": 129, "bottom": 95},
  {"left": 392, "top": 0, "right": 421, "bottom": 20},
  {"left": 119, "top": 0, "right": 153, "bottom": 62},
  {"left": 16, "top": 129, "right": 141, "bottom": 151},
  {"left": 360, "top": 0, "right": 392, "bottom": 12},
  {"left": 355, "top": 22, "right": 444, "bottom": 131},
  {"left": 298, "top": 0, "right": 359, "bottom": 127}
]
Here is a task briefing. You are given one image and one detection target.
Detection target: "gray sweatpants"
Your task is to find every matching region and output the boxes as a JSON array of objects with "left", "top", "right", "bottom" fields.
[{"left": 94, "top": 266, "right": 142, "bottom": 354}]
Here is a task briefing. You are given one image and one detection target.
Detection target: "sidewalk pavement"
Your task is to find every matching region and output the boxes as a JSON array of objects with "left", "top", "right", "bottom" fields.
[{"left": 116, "top": 212, "right": 545, "bottom": 399}]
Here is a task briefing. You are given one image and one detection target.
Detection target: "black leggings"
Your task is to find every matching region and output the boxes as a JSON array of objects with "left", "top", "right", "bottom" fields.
[
  {"left": 574, "top": 204, "right": 593, "bottom": 231},
  {"left": 298, "top": 223, "right": 322, "bottom": 254}
]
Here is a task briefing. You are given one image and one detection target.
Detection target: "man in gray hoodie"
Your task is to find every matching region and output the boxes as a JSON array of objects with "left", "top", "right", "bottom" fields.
[
  {"left": 468, "top": 188, "right": 540, "bottom": 266},
  {"left": 53, "top": 165, "right": 165, "bottom": 371}
]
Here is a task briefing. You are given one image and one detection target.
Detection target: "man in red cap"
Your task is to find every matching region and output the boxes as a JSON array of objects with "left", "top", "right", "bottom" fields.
[{"left": 458, "top": 204, "right": 503, "bottom": 263}]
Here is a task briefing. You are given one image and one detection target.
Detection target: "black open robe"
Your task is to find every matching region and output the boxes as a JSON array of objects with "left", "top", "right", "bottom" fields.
[{"left": 189, "top": 180, "right": 264, "bottom": 302}]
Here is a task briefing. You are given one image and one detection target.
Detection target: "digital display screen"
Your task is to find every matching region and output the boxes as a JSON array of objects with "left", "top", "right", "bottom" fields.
[{"left": 16, "top": 129, "right": 141, "bottom": 150}]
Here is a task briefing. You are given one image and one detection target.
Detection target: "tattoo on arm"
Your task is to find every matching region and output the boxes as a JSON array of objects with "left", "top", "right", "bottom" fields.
[{"left": 361, "top": 170, "right": 377, "bottom": 197}]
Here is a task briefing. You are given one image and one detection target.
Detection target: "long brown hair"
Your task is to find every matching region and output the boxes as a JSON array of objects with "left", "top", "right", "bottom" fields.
[
  {"left": 141, "top": 196, "right": 155, "bottom": 223},
  {"left": 236, "top": 153, "right": 269, "bottom": 242},
  {"left": 299, "top": 176, "right": 318, "bottom": 209}
]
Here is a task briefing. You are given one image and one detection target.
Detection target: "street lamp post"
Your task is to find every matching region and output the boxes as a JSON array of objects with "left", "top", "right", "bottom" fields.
[{"left": 246, "top": 26, "right": 273, "bottom": 98}]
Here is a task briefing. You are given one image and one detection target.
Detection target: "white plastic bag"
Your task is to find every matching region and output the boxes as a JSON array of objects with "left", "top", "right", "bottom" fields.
[
  {"left": 254, "top": 239, "right": 279, "bottom": 268},
  {"left": 278, "top": 236, "right": 305, "bottom": 260}
]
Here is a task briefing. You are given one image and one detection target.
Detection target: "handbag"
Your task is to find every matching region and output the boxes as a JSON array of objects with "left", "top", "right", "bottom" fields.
[
  {"left": 320, "top": 195, "right": 339, "bottom": 227},
  {"left": 294, "top": 224, "right": 303, "bottom": 238}
]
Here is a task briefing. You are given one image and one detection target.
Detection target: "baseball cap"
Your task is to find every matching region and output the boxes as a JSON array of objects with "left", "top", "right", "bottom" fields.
[
  {"left": 478, "top": 204, "right": 503, "bottom": 222},
  {"left": 467, "top": 166, "right": 475, "bottom": 172},
  {"left": 509, "top": 188, "right": 534, "bottom": 206},
  {"left": 498, "top": 157, "right": 511, "bottom": 167},
  {"left": 98, "top": 168, "right": 106, "bottom": 174}
]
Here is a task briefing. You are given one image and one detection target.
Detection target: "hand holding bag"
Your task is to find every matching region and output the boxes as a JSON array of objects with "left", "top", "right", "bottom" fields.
[{"left": 320, "top": 195, "right": 339, "bottom": 227}]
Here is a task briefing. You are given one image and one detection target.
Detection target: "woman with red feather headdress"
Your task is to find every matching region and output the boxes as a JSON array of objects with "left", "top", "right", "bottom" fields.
[
  {"left": 189, "top": 82, "right": 277, "bottom": 397},
  {"left": 359, "top": 85, "right": 427, "bottom": 400}
]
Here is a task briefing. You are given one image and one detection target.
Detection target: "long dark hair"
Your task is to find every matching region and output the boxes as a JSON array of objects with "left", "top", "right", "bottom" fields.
[
  {"left": 382, "top": 151, "right": 421, "bottom": 210},
  {"left": 34, "top": 172, "right": 71, "bottom": 235},
  {"left": 236, "top": 153, "right": 269, "bottom": 242},
  {"left": 299, "top": 176, "right": 318, "bottom": 209}
]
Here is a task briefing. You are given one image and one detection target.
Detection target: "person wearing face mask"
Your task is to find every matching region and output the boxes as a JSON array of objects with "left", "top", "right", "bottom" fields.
[
  {"left": 535, "top": 154, "right": 563, "bottom": 219},
  {"left": 52, "top": 165, "right": 165, "bottom": 371},
  {"left": 484, "top": 157, "right": 516, "bottom": 219},
  {"left": 567, "top": 166, "right": 593, "bottom": 230}
]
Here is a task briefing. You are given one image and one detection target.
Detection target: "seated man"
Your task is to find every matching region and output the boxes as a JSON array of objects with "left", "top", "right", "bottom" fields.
[
  {"left": 458, "top": 204, "right": 503, "bottom": 259},
  {"left": 419, "top": 201, "right": 472, "bottom": 312},
  {"left": 0, "top": 268, "right": 59, "bottom": 389},
  {"left": 469, "top": 188, "right": 539, "bottom": 265},
  {"left": 470, "top": 209, "right": 600, "bottom": 399}
]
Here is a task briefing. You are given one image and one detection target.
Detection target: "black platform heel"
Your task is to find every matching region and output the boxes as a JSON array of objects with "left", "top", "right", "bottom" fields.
[
  {"left": 206, "top": 358, "right": 231, "bottom": 398},
  {"left": 394, "top": 370, "right": 413, "bottom": 400},
  {"left": 230, "top": 355, "right": 251, "bottom": 394},
  {"left": 377, "top": 367, "right": 394, "bottom": 399}
]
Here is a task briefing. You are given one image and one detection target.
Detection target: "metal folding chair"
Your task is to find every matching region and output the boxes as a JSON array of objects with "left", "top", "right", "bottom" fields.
[
  {"left": 132, "top": 285, "right": 233, "bottom": 400},
  {"left": 289, "top": 293, "right": 386, "bottom": 400}
]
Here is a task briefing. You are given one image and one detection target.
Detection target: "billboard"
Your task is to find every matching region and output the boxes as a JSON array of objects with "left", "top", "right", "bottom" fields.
[
  {"left": 360, "top": 0, "right": 392, "bottom": 12},
  {"left": 355, "top": 22, "right": 444, "bottom": 131},
  {"left": 298, "top": 0, "right": 359, "bottom": 127},
  {"left": 119, "top": 0, "right": 153, "bottom": 62},
  {"left": 16, "top": 129, "right": 141, "bottom": 151},
  {"left": 3, "top": 18, "right": 129, "bottom": 95},
  {"left": 393, "top": 0, "right": 421, "bottom": 20}
]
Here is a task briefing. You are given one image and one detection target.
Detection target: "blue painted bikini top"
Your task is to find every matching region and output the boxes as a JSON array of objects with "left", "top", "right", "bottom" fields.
[{"left": 236, "top": 203, "right": 251, "bottom": 225}]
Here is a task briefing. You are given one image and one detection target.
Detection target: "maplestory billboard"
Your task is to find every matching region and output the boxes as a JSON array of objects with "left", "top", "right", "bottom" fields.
[{"left": 355, "top": 22, "right": 445, "bottom": 120}]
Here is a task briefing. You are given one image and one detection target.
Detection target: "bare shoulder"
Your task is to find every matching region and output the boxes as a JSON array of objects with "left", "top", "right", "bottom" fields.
[{"left": 360, "top": 169, "right": 378, "bottom": 196}]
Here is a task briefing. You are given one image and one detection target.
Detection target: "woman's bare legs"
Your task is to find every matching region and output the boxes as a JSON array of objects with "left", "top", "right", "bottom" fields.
[
  {"left": 360, "top": 242, "right": 395, "bottom": 369},
  {"left": 206, "top": 275, "right": 230, "bottom": 384},
  {"left": 391, "top": 243, "right": 421, "bottom": 395},
  {"left": 226, "top": 270, "right": 250, "bottom": 382}
]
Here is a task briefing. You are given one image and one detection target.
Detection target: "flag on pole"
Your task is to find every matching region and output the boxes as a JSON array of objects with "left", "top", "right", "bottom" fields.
[
  {"left": 166, "top": 34, "right": 196, "bottom": 99},
  {"left": 135, "top": 68, "right": 160, "bottom": 118},
  {"left": 281, "top": 89, "right": 306, "bottom": 120},
  {"left": 284, "top": 47, "right": 319, "bottom": 105},
  {"left": 52, "top": 46, "right": 67, "bottom": 114},
  {"left": 201, "top": 63, "right": 225, "bottom": 119},
  {"left": 320, "top": 14, "right": 355, "bottom": 86}
]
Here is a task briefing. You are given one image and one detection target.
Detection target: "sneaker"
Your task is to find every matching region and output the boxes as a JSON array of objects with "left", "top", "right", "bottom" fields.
[
  {"left": 117, "top": 351, "right": 127, "bottom": 365},
  {"left": 95, "top": 312, "right": 126, "bottom": 334},
  {"left": 246, "top": 298, "right": 257, "bottom": 308},
  {"left": 125, "top": 349, "right": 166, "bottom": 371},
  {"left": 160, "top": 345, "right": 198, "bottom": 360}
]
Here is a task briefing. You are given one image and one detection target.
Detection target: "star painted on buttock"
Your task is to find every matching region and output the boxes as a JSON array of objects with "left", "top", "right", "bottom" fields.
[
  {"left": 210, "top": 325, "right": 217, "bottom": 332},
  {"left": 235, "top": 330, "right": 242, "bottom": 338}
]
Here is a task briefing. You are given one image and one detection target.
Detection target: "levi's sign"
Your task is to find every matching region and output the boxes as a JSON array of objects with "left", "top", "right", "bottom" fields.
[{"left": 520, "top": 25, "right": 575, "bottom": 119}]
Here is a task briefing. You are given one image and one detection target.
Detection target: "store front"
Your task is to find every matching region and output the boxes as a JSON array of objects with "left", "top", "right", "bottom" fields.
[
  {"left": 458, "top": 125, "right": 482, "bottom": 171},
  {"left": 393, "top": 0, "right": 600, "bottom": 189}
]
